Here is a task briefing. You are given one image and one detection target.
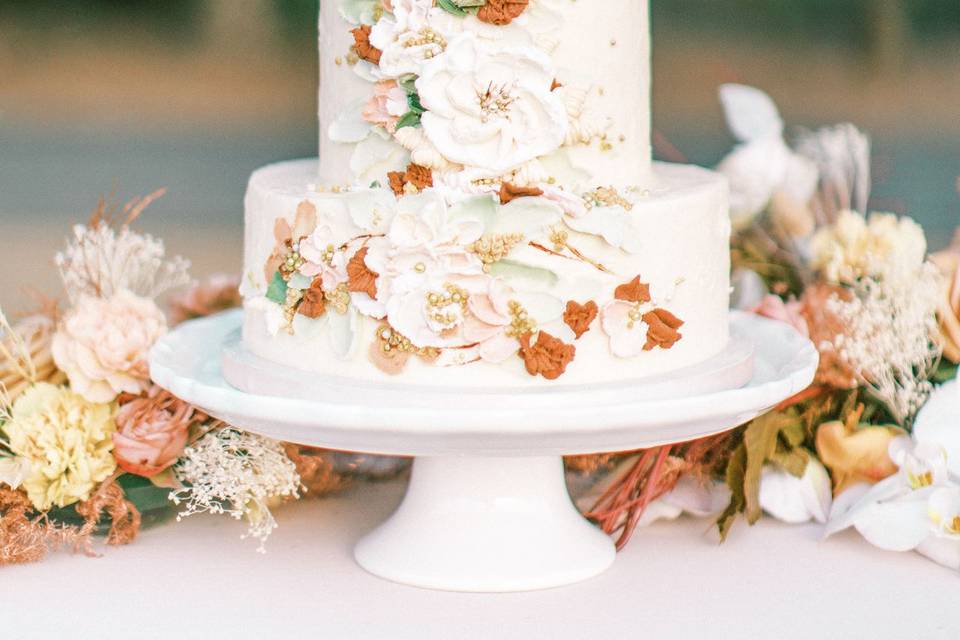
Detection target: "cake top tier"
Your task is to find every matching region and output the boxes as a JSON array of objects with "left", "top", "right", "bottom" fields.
[{"left": 318, "top": 0, "right": 651, "bottom": 193}]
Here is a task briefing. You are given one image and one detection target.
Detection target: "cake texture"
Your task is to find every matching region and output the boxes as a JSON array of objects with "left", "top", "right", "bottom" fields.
[{"left": 237, "top": 0, "right": 733, "bottom": 387}]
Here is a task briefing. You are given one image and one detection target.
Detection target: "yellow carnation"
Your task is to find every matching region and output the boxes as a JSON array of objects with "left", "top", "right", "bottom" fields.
[{"left": 3, "top": 383, "right": 117, "bottom": 511}]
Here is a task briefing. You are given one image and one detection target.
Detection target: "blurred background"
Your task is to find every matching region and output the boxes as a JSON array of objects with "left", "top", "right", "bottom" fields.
[{"left": 1, "top": 0, "right": 958, "bottom": 314}]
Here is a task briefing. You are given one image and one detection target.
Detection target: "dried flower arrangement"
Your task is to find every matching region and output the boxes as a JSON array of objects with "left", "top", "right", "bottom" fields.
[
  {"left": 567, "top": 85, "right": 960, "bottom": 571},
  {"left": 0, "top": 192, "right": 406, "bottom": 567}
]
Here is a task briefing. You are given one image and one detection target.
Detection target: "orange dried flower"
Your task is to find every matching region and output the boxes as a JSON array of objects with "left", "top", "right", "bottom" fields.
[
  {"left": 113, "top": 386, "right": 193, "bottom": 477},
  {"left": 800, "top": 282, "right": 858, "bottom": 389},
  {"left": 298, "top": 277, "right": 327, "bottom": 319},
  {"left": 614, "top": 276, "right": 652, "bottom": 303},
  {"left": 564, "top": 300, "right": 599, "bottom": 339},
  {"left": 643, "top": 309, "right": 684, "bottom": 350},
  {"left": 477, "top": 0, "right": 529, "bottom": 26},
  {"left": 519, "top": 331, "right": 576, "bottom": 380},
  {"left": 499, "top": 182, "right": 544, "bottom": 204},
  {"left": 169, "top": 274, "right": 242, "bottom": 325},
  {"left": 351, "top": 24, "right": 382, "bottom": 65},
  {"left": 347, "top": 247, "right": 379, "bottom": 298}
]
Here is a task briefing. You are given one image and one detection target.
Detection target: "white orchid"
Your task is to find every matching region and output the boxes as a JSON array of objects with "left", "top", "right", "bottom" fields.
[
  {"left": 824, "top": 437, "right": 960, "bottom": 570},
  {"left": 635, "top": 476, "right": 732, "bottom": 528},
  {"left": 416, "top": 32, "right": 568, "bottom": 174},
  {"left": 759, "top": 456, "right": 832, "bottom": 524},
  {"left": 716, "top": 84, "right": 818, "bottom": 230}
]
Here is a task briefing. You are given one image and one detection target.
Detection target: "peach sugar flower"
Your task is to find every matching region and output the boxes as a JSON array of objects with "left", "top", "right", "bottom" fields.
[{"left": 362, "top": 80, "right": 409, "bottom": 133}]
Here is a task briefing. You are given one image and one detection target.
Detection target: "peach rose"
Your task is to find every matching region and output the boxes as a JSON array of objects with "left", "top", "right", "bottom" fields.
[
  {"left": 362, "top": 80, "right": 408, "bottom": 133},
  {"left": 113, "top": 386, "right": 192, "bottom": 477},
  {"left": 752, "top": 294, "right": 809, "bottom": 338},
  {"left": 52, "top": 290, "right": 167, "bottom": 403}
]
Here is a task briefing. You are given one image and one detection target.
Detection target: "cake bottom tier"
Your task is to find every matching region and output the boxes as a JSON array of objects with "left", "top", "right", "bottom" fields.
[{"left": 240, "top": 159, "right": 731, "bottom": 388}]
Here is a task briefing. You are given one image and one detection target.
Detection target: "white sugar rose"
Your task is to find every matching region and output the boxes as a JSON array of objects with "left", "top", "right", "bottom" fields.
[
  {"left": 52, "top": 290, "right": 167, "bottom": 403},
  {"left": 416, "top": 32, "right": 568, "bottom": 174}
]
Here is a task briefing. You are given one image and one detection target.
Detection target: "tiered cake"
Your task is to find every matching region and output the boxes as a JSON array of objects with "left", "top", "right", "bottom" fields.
[{"left": 237, "top": 0, "right": 731, "bottom": 387}]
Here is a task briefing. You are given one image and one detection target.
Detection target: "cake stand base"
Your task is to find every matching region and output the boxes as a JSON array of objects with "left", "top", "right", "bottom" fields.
[
  {"left": 355, "top": 456, "right": 614, "bottom": 592},
  {"left": 150, "top": 310, "right": 818, "bottom": 592}
]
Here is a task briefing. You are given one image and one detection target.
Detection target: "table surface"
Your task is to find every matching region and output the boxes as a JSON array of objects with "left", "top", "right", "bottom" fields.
[{"left": 2, "top": 476, "right": 956, "bottom": 640}]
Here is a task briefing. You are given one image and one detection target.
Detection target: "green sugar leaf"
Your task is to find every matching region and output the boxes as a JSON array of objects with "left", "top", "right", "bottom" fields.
[{"left": 265, "top": 272, "right": 288, "bottom": 305}]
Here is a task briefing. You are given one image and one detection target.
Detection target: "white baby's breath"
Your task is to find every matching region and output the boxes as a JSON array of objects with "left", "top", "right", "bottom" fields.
[
  {"left": 170, "top": 428, "right": 302, "bottom": 552},
  {"left": 826, "top": 260, "right": 941, "bottom": 425}
]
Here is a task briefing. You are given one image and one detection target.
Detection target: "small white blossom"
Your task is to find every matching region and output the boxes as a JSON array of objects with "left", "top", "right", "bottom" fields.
[{"left": 170, "top": 428, "right": 302, "bottom": 552}]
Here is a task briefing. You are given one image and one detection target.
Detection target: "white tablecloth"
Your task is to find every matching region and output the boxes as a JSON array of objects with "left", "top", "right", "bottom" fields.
[{"left": 2, "top": 477, "right": 956, "bottom": 640}]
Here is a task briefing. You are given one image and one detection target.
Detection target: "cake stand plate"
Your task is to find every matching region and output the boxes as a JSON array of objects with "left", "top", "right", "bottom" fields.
[{"left": 151, "top": 310, "right": 817, "bottom": 592}]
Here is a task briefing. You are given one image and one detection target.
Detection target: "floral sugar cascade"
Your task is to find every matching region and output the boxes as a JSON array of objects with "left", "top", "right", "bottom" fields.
[
  {"left": 248, "top": 0, "right": 689, "bottom": 381},
  {"left": 0, "top": 192, "right": 312, "bottom": 566}
]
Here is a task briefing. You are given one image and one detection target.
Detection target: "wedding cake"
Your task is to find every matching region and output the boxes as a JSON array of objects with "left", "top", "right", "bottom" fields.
[{"left": 236, "top": 0, "right": 732, "bottom": 388}]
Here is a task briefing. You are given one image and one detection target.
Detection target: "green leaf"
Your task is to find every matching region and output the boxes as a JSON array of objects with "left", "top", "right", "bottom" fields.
[
  {"left": 717, "top": 444, "right": 747, "bottom": 542},
  {"left": 266, "top": 272, "right": 288, "bottom": 305},
  {"left": 399, "top": 75, "right": 419, "bottom": 94},
  {"left": 743, "top": 411, "right": 796, "bottom": 523},
  {"left": 437, "top": 0, "right": 468, "bottom": 17},
  {"left": 769, "top": 447, "right": 809, "bottom": 478},
  {"left": 396, "top": 111, "right": 422, "bottom": 129},
  {"left": 407, "top": 91, "right": 425, "bottom": 115},
  {"left": 453, "top": 0, "right": 487, "bottom": 6}
]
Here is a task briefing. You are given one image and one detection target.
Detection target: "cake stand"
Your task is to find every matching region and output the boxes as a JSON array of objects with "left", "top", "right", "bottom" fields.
[{"left": 150, "top": 310, "right": 817, "bottom": 592}]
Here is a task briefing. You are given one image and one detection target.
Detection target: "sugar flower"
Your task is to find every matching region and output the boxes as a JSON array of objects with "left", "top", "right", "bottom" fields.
[
  {"left": 362, "top": 80, "right": 409, "bottom": 133},
  {"left": 369, "top": 0, "right": 444, "bottom": 78},
  {"left": 416, "top": 32, "right": 568, "bottom": 174},
  {"left": 170, "top": 428, "right": 301, "bottom": 552},
  {"left": 113, "top": 386, "right": 193, "bottom": 477},
  {"left": 2, "top": 383, "right": 116, "bottom": 511},
  {"left": 462, "top": 278, "right": 527, "bottom": 363},
  {"left": 52, "top": 290, "right": 167, "bottom": 404}
]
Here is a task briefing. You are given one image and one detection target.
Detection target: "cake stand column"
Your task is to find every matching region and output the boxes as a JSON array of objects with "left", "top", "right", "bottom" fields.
[{"left": 353, "top": 455, "right": 615, "bottom": 592}]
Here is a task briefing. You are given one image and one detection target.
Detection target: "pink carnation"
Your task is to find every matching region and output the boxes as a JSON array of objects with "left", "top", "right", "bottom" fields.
[{"left": 752, "top": 294, "right": 809, "bottom": 337}]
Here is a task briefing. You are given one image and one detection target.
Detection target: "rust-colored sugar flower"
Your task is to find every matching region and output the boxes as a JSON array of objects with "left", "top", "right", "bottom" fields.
[
  {"left": 298, "top": 277, "right": 327, "bottom": 319},
  {"left": 477, "top": 0, "right": 529, "bottom": 26},
  {"left": 643, "top": 308, "right": 684, "bottom": 350},
  {"left": 351, "top": 24, "right": 382, "bottom": 65},
  {"left": 499, "top": 182, "right": 544, "bottom": 204},
  {"left": 519, "top": 331, "right": 576, "bottom": 380},
  {"left": 614, "top": 276, "right": 652, "bottom": 303},
  {"left": 347, "top": 247, "right": 379, "bottom": 299},
  {"left": 388, "top": 163, "right": 433, "bottom": 196},
  {"left": 563, "top": 300, "right": 599, "bottom": 339}
]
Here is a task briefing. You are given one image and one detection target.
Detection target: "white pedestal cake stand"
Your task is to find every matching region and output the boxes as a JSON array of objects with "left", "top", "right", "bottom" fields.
[{"left": 150, "top": 310, "right": 817, "bottom": 593}]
